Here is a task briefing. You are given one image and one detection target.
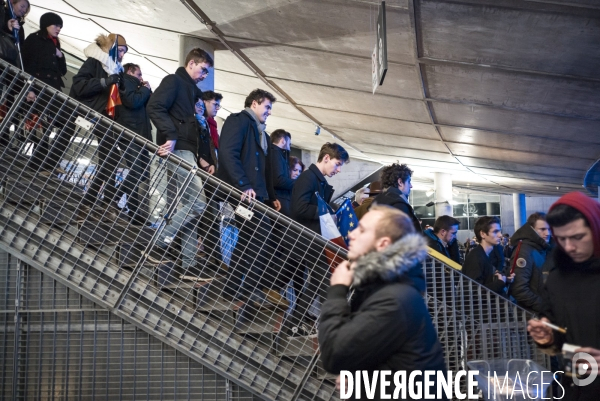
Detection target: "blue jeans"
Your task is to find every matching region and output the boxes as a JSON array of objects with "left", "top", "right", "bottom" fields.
[{"left": 162, "top": 150, "right": 207, "bottom": 270}]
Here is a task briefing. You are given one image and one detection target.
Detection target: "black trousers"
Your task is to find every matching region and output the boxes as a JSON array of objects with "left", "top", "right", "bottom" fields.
[{"left": 226, "top": 204, "right": 277, "bottom": 297}]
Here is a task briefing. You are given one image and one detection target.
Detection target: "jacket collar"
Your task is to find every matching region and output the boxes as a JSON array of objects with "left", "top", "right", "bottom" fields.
[
  {"left": 424, "top": 228, "right": 449, "bottom": 253},
  {"left": 384, "top": 186, "right": 410, "bottom": 204},
  {"left": 352, "top": 233, "right": 428, "bottom": 291},
  {"left": 83, "top": 42, "right": 122, "bottom": 75},
  {"left": 510, "top": 224, "right": 550, "bottom": 251},
  {"left": 175, "top": 67, "right": 198, "bottom": 86},
  {"left": 309, "top": 163, "right": 327, "bottom": 183},
  {"left": 270, "top": 143, "right": 288, "bottom": 158},
  {"left": 239, "top": 109, "right": 263, "bottom": 145}
]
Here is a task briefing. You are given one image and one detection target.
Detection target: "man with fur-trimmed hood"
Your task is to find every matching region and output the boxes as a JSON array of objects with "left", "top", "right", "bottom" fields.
[
  {"left": 67, "top": 33, "right": 128, "bottom": 217},
  {"left": 319, "top": 205, "right": 447, "bottom": 400}
]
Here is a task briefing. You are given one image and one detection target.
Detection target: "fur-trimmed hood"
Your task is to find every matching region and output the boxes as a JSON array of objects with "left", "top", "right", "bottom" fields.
[
  {"left": 82, "top": 34, "right": 122, "bottom": 75},
  {"left": 352, "top": 233, "right": 428, "bottom": 290}
]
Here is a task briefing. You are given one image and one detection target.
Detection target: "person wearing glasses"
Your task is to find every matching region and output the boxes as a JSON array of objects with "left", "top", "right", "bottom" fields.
[
  {"left": 201, "top": 90, "right": 223, "bottom": 161},
  {"left": 147, "top": 48, "right": 214, "bottom": 276}
]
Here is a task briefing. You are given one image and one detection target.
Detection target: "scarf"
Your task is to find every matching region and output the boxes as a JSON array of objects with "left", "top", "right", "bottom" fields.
[{"left": 245, "top": 107, "right": 268, "bottom": 155}]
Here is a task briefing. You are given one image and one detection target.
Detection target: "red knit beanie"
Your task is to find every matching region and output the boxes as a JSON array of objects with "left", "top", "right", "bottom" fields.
[{"left": 549, "top": 191, "right": 600, "bottom": 258}]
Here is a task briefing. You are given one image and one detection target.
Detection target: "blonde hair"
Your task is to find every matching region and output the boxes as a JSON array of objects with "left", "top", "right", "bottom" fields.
[{"left": 369, "top": 205, "right": 415, "bottom": 242}]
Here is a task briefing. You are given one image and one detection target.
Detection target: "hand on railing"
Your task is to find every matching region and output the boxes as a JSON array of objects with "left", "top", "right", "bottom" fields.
[
  {"left": 271, "top": 199, "right": 281, "bottom": 212},
  {"left": 241, "top": 188, "right": 256, "bottom": 202},
  {"left": 157, "top": 140, "right": 176, "bottom": 156}
]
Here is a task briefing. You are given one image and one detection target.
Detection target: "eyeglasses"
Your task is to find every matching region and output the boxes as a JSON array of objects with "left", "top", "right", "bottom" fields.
[{"left": 212, "top": 102, "right": 221, "bottom": 110}]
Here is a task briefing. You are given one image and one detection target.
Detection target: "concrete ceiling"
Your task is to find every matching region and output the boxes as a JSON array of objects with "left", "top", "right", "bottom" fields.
[{"left": 29, "top": 0, "right": 600, "bottom": 196}]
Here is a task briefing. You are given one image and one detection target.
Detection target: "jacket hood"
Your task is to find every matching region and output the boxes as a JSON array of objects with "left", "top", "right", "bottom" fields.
[
  {"left": 511, "top": 223, "right": 549, "bottom": 251},
  {"left": 83, "top": 37, "right": 122, "bottom": 75},
  {"left": 94, "top": 34, "right": 114, "bottom": 53},
  {"left": 550, "top": 192, "right": 600, "bottom": 259},
  {"left": 352, "top": 233, "right": 428, "bottom": 291},
  {"left": 423, "top": 228, "right": 440, "bottom": 244}
]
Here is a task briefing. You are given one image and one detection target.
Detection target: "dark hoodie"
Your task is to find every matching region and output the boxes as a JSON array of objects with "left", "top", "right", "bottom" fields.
[
  {"left": 507, "top": 223, "right": 550, "bottom": 313},
  {"left": 537, "top": 192, "right": 600, "bottom": 401},
  {"left": 319, "top": 234, "right": 447, "bottom": 400},
  {"left": 424, "top": 229, "right": 461, "bottom": 265},
  {"left": 147, "top": 67, "right": 202, "bottom": 155}
]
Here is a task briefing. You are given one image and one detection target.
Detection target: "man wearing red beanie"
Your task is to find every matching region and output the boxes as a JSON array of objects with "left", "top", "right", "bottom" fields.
[{"left": 527, "top": 192, "right": 600, "bottom": 400}]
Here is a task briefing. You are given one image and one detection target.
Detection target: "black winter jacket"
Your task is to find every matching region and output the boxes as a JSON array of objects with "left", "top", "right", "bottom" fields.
[
  {"left": 507, "top": 224, "right": 549, "bottom": 313},
  {"left": 216, "top": 110, "right": 275, "bottom": 201},
  {"left": 115, "top": 73, "right": 152, "bottom": 141},
  {"left": 319, "top": 234, "right": 447, "bottom": 400},
  {"left": 1, "top": 3, "right": 24, "bottom": 66},
  {"left": 538, "top": 252, "right": 600, "bottom": 401},
  {"left": 462, "top": 244, "right": 507, "bottom": 295},
  {"left": 270, "top": 144, "right": 294, "bottom": 217},
  {"left": 147, "top": 67, "right": 202, "bottom": 155},
  {"left": 69, "top": 58, "right": 111, "bottom": 114},
  {"left": 197, "top": 121, "right": 217, "bottom": 168},
  {"left": 372, "top": 187, "right": 422, "bottom": 232},
  {"left": 22, "top": 31, "right": 66, "bottom": 90},
  {"left": 291, "top": 164, "right": 334, "bottom": 234},
  {"left": 424, "top": 229, "right": 461, "bottom": 265}
]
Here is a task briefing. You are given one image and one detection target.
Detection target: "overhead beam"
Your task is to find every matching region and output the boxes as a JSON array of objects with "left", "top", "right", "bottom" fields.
[{"left": 178, "top": 0, "right": 377, "bottom": 163}]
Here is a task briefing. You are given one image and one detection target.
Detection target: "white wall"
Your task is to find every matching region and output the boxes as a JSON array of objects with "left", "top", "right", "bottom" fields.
[{"left": 500, "top": 195, "right": 560, "bottom": 235}]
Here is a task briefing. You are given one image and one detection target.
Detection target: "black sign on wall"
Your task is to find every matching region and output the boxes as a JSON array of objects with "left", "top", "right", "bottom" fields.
[{"left": 372, "top": 1, "right": 388, "bottom": 94}]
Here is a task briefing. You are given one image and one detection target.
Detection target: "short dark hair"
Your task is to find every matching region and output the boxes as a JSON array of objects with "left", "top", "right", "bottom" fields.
[
  {"left": 184, "top": 48, "right": 214, "bottom": 67},
  {"left": 433, "top": 215, "right": 460, "bottom": 234},
  {"left": 122, "top": 63, "right": 140, "bottom": 74},
  {"left": 547, "top": 204, "right": 589, "bottom": 228},
  {"left": 244, "top": 89, "right": 276, "bottom": 108},
  {"left": 289, "top": 156, "right": 305, "bottom": 173},
  {"left": 474, "top": 216, "right": 500, "bottom": 243},
  {"left": 317, "top": 142, "right": 349, "bottom": 163},
  {"left": 201, "top": 90, "right": 223, "bottom": 102},
  {"left": 370, "top": 205, "right": 415, "bottom": 242},
  {"left": 380, "top": 163, "right": 413, "bottom": 189},
  {"left": 270, "top": 129, "right": 291, "bottom": 145},
  {"left": 526, "top": 212, "right": 547, "bottom": 228}
]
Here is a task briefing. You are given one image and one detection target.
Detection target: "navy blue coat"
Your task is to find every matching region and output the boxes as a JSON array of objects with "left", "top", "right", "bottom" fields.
[{"left": 216, "top": 110, "right": 275, "bottom": 201}]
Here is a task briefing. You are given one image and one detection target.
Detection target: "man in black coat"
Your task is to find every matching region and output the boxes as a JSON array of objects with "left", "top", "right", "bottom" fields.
[
  {"left": 216, "top": 88, "right": 285, "bottom": 306},
  {"left": 507, "top": 212, "right": 551, "bottom": 313},
  {"left": 319, "top": 205, "right": 447, "bottom": 400},
  {"left": 528, "top": 192, "right": 600, "bottom": 401},
  {"left": 113, "top": 63, "right": 152, "bottom": 225},
  {"left": 463, "top": 216, "right": 514, "bottom": 295},
  {"left": 424, "top": 215, "right": 461, "bottom": 265},
  {"left": 291, "top": 142, "right": 349, "bottom": 234},
  {"left": 287, "top": 142, "right": 349, "bottom": 336},
  {"left": 270, "top": 129, "right": 293, "bottom": 217},
  {"left": 147, "top": 48, "right": 213, "bottom": 276},
  {"left": 371, "top": 163, "right": 422, "bottom": 232}
]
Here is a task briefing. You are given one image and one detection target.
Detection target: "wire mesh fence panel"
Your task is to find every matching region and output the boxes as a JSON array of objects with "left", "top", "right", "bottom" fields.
[
  {"left": 0, "top": 249, "right": 261, "bottom": 401},
  {"left": 0, "top": 59, "right": 548, "bottom": 401}
]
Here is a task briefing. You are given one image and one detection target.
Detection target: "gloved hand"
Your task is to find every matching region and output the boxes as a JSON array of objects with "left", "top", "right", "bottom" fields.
[{"left": 104, "top": 74, "right": 120, "bottom": 87}]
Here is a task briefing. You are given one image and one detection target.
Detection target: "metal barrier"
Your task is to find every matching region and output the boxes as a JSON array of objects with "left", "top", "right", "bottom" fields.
[{"left": 0, "top": 59, "right": 547, "bottom": 400}]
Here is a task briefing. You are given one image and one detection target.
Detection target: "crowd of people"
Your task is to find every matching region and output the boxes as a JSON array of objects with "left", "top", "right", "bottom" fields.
[{"left": 1, "top": 5, "right": 599, "bottom": 399}]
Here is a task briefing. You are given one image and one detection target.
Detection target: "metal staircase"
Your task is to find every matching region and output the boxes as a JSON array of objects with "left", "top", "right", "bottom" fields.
[{"left": 0, "top": 60, "right": 547, "bottom": 400}]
